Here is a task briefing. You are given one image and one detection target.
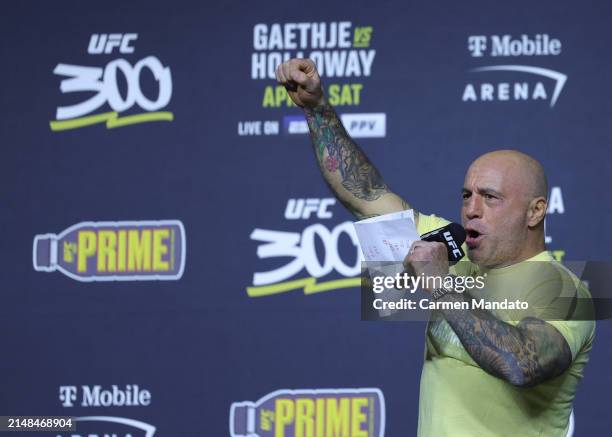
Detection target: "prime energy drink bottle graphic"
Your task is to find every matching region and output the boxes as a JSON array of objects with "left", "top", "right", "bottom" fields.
[
  {"left": 230, "top": 388, "right": 385, "bottom": 437},
  {"left": 33, "top": 220, "right": 185, "bottom": 281}
]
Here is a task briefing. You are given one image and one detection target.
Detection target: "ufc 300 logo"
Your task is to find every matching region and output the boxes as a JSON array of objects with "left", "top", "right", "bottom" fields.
[
  {"left": 247, "top": 198, "right": 362, "bottom": 297},
  {"left": 50, "top": 33, "right": 174, "bottom": 131}
]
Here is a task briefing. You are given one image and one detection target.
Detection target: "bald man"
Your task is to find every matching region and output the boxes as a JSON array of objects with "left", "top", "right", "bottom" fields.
[{"left": 277, "top": 59, "right": 595, "bottom": 437}]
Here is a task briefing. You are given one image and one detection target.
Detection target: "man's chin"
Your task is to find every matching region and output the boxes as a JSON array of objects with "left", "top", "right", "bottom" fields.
[
  {"left": 467, "top": 247, "right": 486, "bottom": 265},
  {"left": 467, "top": 248, "right": 500, "bottom": 269}
]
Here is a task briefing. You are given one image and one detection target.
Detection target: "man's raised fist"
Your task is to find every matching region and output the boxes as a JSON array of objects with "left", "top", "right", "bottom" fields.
[{"left": 275, "top": 59, "right": 324, "bottom": 109}]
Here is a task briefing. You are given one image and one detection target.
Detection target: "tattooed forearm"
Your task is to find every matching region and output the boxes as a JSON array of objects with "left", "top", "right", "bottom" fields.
[
  {"left": 304, "top": 102, "right": 389, "bottom": 202},
  {"left": 438, "top": 293, "right": 572, "bottom": 387}
]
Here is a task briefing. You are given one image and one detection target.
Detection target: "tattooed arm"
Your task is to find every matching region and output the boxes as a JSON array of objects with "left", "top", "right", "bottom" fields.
[
  {"left": 276, "top": 59, "right": 413, "bottom": 220},
  {"left": 303, "top": 103, "right": 410, "bottom": 219},
  {"left": 439, "top": 293, "right": 572, "bottom": 387},
  {"left": 405, "top": 241, "right": 572, "bottom": 387}
]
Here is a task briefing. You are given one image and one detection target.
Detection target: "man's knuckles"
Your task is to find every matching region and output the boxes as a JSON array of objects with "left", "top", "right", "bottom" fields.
[
  {"left": 403, "top": 254, "right": 414, "bottom": 267},
  {"left": 406, "top": 242, "right": 446, "bottom": 261}
]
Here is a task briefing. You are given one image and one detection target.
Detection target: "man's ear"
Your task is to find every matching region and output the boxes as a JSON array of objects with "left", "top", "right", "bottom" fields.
[{"left": 527, "top": 196, "right": 547, "bottom": 227}]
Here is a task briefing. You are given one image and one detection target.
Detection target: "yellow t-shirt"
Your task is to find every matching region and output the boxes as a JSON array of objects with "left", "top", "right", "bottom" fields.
[{"left": 415, "top": 213, "right": 596, "bottom": 437}]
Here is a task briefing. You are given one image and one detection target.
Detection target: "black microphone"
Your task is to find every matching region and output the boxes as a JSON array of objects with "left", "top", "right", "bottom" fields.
[{"left": 420, "top": 223, "right": 466, "bottom": 263}]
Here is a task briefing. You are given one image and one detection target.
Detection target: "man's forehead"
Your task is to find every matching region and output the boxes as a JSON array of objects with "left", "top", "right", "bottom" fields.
[
  {"left": 463, "top": 157, "right": 527, "bottom": 193},
  {"left": 463, "top": 150, "right": 547, "bottom": 199}
]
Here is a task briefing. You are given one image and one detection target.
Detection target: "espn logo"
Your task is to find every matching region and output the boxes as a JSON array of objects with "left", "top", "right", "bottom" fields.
[
  {"left": 283, "top": 115, "right": 308, "bottom": 134},
  {"left": 340, "top": 113, "right": 386, "bottom": 138}
]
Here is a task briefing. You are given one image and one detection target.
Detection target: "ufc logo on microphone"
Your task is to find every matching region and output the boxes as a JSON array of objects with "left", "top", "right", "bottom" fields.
[{"left": 444, "top": 231, "right": 463, "bottom": 258}]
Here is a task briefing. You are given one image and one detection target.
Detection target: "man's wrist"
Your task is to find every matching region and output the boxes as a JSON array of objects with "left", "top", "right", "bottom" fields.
[
  {"left": 431, "top": 274, "right": 461, "bottom": 300},
  {"left": 432, "top": 286, "right": 453, "bottom": 300},
  {"left": 303, "top": 97, "right": 328, "bottom": 113}
]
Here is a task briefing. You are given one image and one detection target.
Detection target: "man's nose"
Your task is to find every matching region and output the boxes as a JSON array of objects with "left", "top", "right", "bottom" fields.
[{"left": 464, "top": 195, "right": 483, "bottom": 219}]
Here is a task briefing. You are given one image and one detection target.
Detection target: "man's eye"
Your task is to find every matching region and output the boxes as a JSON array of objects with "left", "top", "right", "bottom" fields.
[
  {"left": 462, "top": 193, "right": 470, "bottom": 199},
  {"left": 484, "top": 194, "right": 496, "bottom": 200}
]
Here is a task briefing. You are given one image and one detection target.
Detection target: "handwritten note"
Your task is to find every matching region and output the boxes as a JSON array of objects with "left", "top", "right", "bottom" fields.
[{"left": 353, "top": 209, "right": 420, "bottom": 262}]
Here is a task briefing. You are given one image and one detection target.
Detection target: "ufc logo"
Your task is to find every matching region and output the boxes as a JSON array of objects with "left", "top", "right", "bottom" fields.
[
  {"left": 284, "top": 198, "right": 336, "bottom": 220},
  {"left": 444, "top": 231, "right": 463, "bottom": 258},
  {"left": 88, "top": 33, "right": 138, "bottom": 54}
]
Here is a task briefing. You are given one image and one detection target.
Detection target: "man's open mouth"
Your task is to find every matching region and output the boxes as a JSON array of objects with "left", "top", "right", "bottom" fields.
[{"left": 465, "top": 228, "right": 484, "bottom": 247}]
